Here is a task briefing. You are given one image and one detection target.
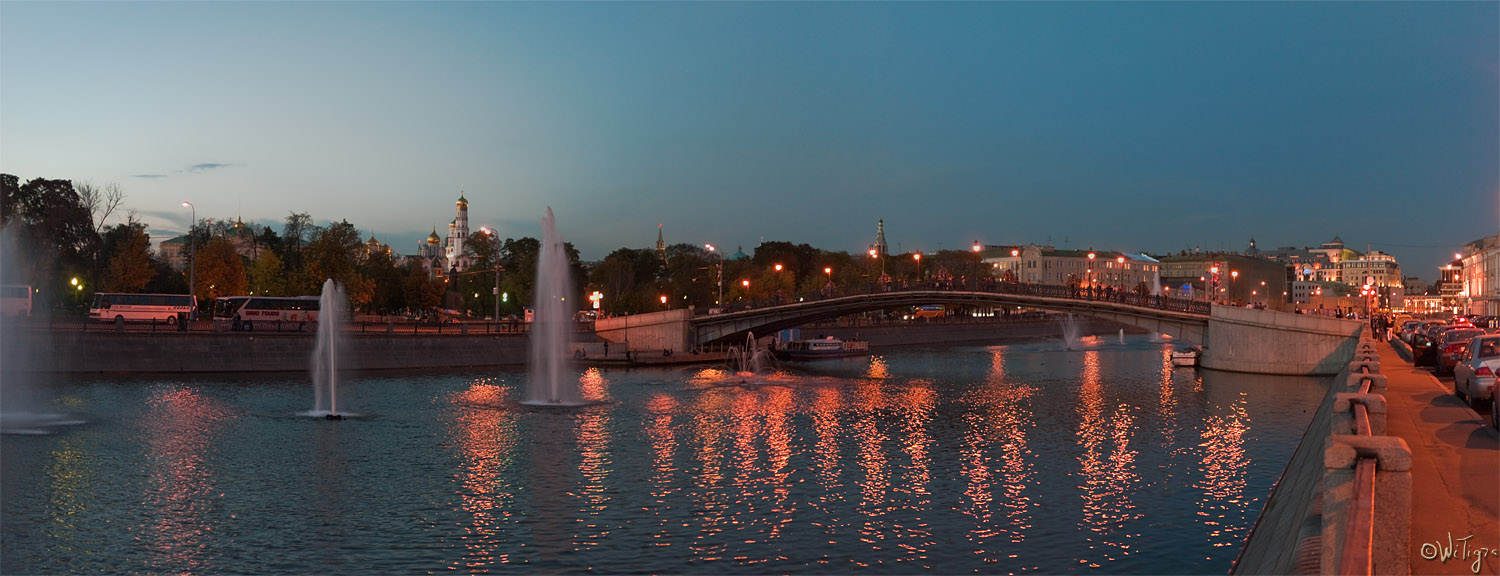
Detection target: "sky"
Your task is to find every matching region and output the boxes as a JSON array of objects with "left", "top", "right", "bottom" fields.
[{"left": 2, "top": 1, "right": 1497, "bottom": 279}]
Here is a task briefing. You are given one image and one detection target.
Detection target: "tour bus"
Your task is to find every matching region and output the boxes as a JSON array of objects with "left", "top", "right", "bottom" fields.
[
  {"left": 90, "top": 293, "right": 197, "bottom": 325},
  {"left": 1, "top": 284, "right": 32, "bottom": 317},
  {"left": 213, "top": 296, "right": 321, "bottom": 331}
]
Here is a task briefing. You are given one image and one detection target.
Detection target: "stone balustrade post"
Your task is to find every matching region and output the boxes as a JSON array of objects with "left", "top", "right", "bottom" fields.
[
  {"left": 1345, "top": 372, "right": 1388, "bottom": 395},
  {"left": 1348, "top": 359, "right": 1381, "bottom": 374},
  {"left": 1321, "top": 435, "right": 1412, "bottom": 576},
  {"left": 1332, "top": 393, "right": 1388, "bottom": 435}
]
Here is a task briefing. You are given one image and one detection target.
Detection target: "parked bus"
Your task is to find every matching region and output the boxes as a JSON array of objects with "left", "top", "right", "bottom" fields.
[
  {"left": 90, "top": 293, "right": 196, "bottom": 325},
  {"left": 1, "top": 284, "right": 32, "bottom": 317},
  {"left": 912, "top": 305, "right": 945, "bottom": 319},
  {"left": 213, "top": 296, "right": 320, "bottom": 331}
]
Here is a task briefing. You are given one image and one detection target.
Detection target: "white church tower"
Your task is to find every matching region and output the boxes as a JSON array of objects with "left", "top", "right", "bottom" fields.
[{"left": 444, "top": 191, "right": 471, "bottom": 272}]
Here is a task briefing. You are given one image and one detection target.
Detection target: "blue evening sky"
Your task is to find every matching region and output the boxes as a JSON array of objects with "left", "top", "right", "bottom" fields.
[{"left": 2, "top": 1, "right": 1496, "bottom": 277}]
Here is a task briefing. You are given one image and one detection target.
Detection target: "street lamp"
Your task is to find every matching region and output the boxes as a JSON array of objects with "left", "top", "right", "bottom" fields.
[
  {"left": 1210, "top": 265, "right": 1220, "bottom": 304},
  {"left": 1231, "top": 270, "right": 1239, "bottom": 303},
  {"left": 660, "top": 294, "right": 668, "bottom": 310},
  {"left": 1116, "top": 255, "right": 1125, "bottom": 289},
  {"left": 972, "top": 240, "right": 981, "bottom": 253},
  {"left": 706, "top": 244, "right": 723, "bottom": 306},
  {"left": 481, "top": 226, "right": 501, "bottom": 318},
  {"left": 913, "top": 252, "right": 922, "bottom": 281},
  {"left": 181, "top": 201, "right": 195, "bottom": 313},
  {"left": 1087, "top": 251, "right": 1096, "bottom": 292}
]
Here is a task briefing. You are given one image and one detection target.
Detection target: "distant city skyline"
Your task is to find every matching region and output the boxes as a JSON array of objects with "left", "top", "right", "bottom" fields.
[{"left": 3, "top": 2, "right": 1495, "bottom": 275}]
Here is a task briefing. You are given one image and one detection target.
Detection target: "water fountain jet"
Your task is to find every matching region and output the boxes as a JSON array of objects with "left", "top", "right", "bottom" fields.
[
  {"left": 304, "top": 279, "right": 351, "bottom": 418},
  {"left": 522, "top": 207, "right": 589, "bottom": 407}
]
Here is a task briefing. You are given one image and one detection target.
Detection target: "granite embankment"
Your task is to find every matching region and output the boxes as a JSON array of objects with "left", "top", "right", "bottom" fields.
[{"left": 35, "top": 316, "right": 1134, "bottom": 373}]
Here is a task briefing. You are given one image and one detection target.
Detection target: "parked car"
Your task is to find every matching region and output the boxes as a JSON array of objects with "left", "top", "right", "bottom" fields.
[
  {"left": 1438, "top": 328, "right": 1486, "bottom": 376},
  {"left": 1399, "top": 320, "right": 1425, "bottom": 343},
  {"left": 1455, "top": 336, "right": 1500, "bottom": 411},
  {"left": 1412, "top": 333, "right": 1438, "bottom": 367}
]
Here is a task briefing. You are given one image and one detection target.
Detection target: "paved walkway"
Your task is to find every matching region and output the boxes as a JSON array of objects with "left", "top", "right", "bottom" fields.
[{"left": 1380, "top": 338, "right": 1499, "bottom": 575}]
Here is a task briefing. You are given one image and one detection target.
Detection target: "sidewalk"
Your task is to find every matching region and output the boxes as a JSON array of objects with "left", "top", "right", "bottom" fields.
[{"left": 1379, "top": 339, "right": 1499, "bottom": 575}]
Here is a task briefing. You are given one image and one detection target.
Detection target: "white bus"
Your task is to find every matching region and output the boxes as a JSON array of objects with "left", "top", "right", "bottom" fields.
[
  {"left": 2, "top": 284, "right": 32, "bottom": 317},
  {"left": 90, "top": 293, "right": 197, "bottom": 325},
  {"left": 213, "top": 296, "right": 321, "bottom": 331}
]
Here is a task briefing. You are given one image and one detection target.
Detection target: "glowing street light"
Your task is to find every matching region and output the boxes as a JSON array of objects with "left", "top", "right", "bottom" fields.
[
  {"left": 913, "top": 252, "right": 922, "bottom": 281},
  {"left": 971, "top": 241, "right": 981, "bottom": 253},
  {"left": 706, "top": 243, "right": 723, "bottom": 305},
  {"left": 774, "top": 263, "right": 783, "bottom": 272},
  {"left": 182, "top": 201, "right": 196, "bottom": 309},
  {"left": 660, "top": 294, "right": 668, "bottom": 310}
]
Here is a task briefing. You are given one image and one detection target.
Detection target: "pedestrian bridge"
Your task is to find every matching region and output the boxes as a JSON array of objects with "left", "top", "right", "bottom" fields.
[{"left": 594, "top": 285, "right": 1363, "bottom": 375}]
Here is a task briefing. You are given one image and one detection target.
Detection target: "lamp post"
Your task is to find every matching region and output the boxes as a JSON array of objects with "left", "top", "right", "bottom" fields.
[
  {"left": 480, "top": 227, "right": 501, "bottom": 319},
  {"left": 1210, "top": 265, "right": 1220, "bottom": 304},
  {"left": 1087, "top": 251, "right": 1096, "bottom": 295},
  {"left": 913, "top": 252, "right": 922, "bottom": 282},
  {"left": 1231, "top": 270, "right": 1239, "bottom": 304},
  {"left": 181, "top": 201, "right": 196, "bottom": 314},
  {"left": 706, "top": 244, "right": 723, "bottom": 306},
  {"left": 1116, "top": 255, "right": 1126, "bottom": 290}
]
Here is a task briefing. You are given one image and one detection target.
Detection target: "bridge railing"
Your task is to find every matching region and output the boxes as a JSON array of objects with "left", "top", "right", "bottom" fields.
[{"left": 709, "top": 278, "right": 1213, "bottom": 316}]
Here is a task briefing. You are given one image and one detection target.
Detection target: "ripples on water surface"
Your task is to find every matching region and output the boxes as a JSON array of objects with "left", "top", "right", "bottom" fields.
[{"left": 1, "top": 337, "right": 1327, "bottom": 574}]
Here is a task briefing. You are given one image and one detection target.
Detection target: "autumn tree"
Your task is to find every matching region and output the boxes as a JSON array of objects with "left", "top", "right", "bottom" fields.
[
  {"left": 0, "top": 175, "right": 99, "bottom": 310},
  {"left": 193, "top": 237, "right": 247, "bottom": 304},
  {"left": 100, "top": 219, "right": 154, "bottom": 292},
  {"left": 246, "top": 251, "right": 286, "bottom": 296}
]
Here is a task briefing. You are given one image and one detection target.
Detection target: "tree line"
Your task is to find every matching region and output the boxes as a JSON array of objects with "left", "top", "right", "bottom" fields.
[{"left": 3, "top": 173, "right": 988, "bottom": 319}]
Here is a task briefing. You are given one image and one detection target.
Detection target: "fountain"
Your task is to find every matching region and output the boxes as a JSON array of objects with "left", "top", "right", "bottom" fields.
[
  {"left": 306, "top": 279, "right": 348, "bottom": 419},
  {"left": 522, "top": 207, "right": 587, "bottom": 407},
  {"left": 0, "top": 224, "right": 80, "bottom": 434},
  {"left": 1057, "top": 314, "right": 1083, "bottom": 351},
  {"left": 725, "top": 332, "right": 774, "bottom": 375},
  {"left": 1119, "top": 328, "right": 1126, "bottom": 345}
]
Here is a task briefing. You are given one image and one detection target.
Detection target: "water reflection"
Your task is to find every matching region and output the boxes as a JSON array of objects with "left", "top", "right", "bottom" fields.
[
  {"left": 1196, "top": 391, "right": 1250, "bottom": 549},
  {"left": 960, "top": 346, "right": 1038, "bottom": 565},
  {"left": 1075, "top": 350, "right": 1142, "bottom": 568},
  {"left": 137, "top": 386, "right": 234, "bottom": 574},
  {"left": 446, "top": 379, "right": 520, "bottom": 569}
]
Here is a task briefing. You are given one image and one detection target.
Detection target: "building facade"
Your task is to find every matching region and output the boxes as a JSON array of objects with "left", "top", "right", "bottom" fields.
[
  {"left": 1461, "top": 233, "right": 1500, "bottom": 315},
  {"left": 982, "top": 244, "right": 1161, "bottom": 294}
]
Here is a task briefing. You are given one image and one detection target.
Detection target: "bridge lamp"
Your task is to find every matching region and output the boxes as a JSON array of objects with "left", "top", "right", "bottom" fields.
[
  {"left": 774, "top": 263, "right": 783, "bottom": 272},
  {"left": 742, "top": 279, "right": 750, "bottom": 287},
  {"left": 869, "top": 249, "right": 878, "bottom": 259},
  {"left": 825, "top": 267, "right": 832, "bottom": 276},
  {"left": 660, "top": 295, "right": 668, "bottom": 309},
  {"left": 972, "top": 241, "right": 981, "bottom": 253},
  {"left": 1011, "top": 249, "right": 1019, "bottom": 257}
]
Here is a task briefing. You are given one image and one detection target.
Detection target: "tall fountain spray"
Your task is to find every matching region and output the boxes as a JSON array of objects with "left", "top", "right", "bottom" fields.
[
  {"left": 523, "top": 207, "right": 585, "bottom": 406},
  {"left": 309, "top": 279, "right": 346, "bottom": 418},
  {"left": 0, "top": 224, "right": 79, "bottom": 434},
  {"left": 1058, "top": 314, "right": 1083, "bottom": 351}
]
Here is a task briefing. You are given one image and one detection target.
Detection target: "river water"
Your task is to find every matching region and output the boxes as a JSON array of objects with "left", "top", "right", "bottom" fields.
[{"left": 1, "top": 335, "right": 1327, "bottom": 574}]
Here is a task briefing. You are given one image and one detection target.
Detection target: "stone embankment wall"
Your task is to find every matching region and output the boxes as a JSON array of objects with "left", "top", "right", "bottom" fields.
[
  {"left": 38, "top": 317, "right": 1133, "bottom": 373},
  {"left": 40, "top": 330, "right": 530, "bottom": 373},
  {"left": 1233, "top": 329, "right": 1411, "bottom": 575}
]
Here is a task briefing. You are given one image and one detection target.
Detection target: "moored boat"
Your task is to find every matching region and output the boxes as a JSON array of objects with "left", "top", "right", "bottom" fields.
[
  {"left": 1171, "top": 346, "right": 1200, "bottom": 367},
  {"left": 776, "top": 336, "right": 870, "bottom": 360}
]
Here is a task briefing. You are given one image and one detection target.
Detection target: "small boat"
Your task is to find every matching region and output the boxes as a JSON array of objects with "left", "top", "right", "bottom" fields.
[
  {"left": 776, "top": 336, "right": 870, "bottom": 360},
  {"left": 1171, "top": 346, "right": 1200, "bottom": 367}
]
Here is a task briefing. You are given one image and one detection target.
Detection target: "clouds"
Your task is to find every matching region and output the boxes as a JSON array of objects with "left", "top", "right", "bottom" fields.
[{"left": 128, "top": 163, "right": 235, "bottom": 180}]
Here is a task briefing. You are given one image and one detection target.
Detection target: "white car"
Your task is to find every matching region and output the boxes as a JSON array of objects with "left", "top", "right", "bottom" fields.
[{"left": 1453, "top": 335, "right": 1500, "bottom": 411}]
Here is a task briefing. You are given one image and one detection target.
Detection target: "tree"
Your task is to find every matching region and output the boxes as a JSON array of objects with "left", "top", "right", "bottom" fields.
[
  {"left": 587, "top": 248, "right": 663, "bottom": 315},
  {"left": 358, "top": 248, "right": 404, "bottom": 314},
  {"left": 145, "top": 254, "right": 189, "bottom": 294},
  {"left": 281, "top": 212, "right": 315, "bottom": 293},
  {"left": 303, "top": 220, "right": 371, "bottom": 308},
  {"left": 100, "top": 219, "right": 154, "bottom": 292},
  {"left": 1, "top": 175, "right": 100, "bottom": 310},
  {"left": 75, "top": 181, "right": 125, "bottom": 237},
  {"left": 402, "top": 260, "right": 444, "bottom": 313},
  {"left": 246, "top": 251, "right": 286, "bottom": 296},
  {"left": 193, "top": 237, "right": 247, "bottom": 304}
]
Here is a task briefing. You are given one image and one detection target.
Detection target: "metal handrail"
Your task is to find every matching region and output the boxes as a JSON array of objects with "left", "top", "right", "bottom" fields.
[{"left": 1339, "top": 457, "right": 1378, "bottom": 575}]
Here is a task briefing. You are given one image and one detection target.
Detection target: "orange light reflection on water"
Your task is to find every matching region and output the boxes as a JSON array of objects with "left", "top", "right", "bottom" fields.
[
  {"left": 961, "top": 346, "right": 1037, "bottom": 565},
  {"left": 573, "top": 377, "right": 614, "bottom": 551},
  {"left": 1074, "top": 350, "right": 1142, "bottom": 568},
  {"left": 138, "top": 386, "right": 234, "bottom": 574},
  {"left": 1196, "top": 392, "right": 1251, "bottom": 549},
  {"left": 446, "top": 379, "right": 519, "bottom": 570}
]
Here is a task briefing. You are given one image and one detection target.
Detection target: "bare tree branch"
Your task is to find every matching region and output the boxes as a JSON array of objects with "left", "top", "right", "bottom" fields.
[{"left": 76, "top": 181, "right": 126, "bottom": 235}]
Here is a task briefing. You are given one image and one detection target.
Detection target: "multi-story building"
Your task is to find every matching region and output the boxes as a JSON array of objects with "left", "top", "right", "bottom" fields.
[
  {"left": 1439, "top": 259, "right": 1464, "bottom": 314},
  {"left": 982, "top": 244, "right": 1161, "bottom": 294},
  {"left": 1157, "top": 252, "right": 1289, "bottom": 310},
  {"left": 1461, "top": 233, "right": 1500, "bottom": 315}
]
